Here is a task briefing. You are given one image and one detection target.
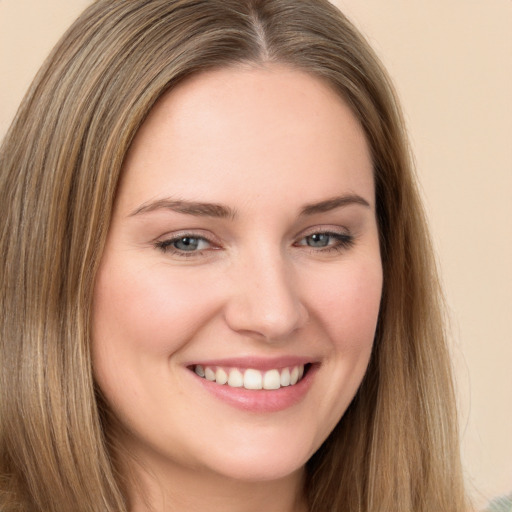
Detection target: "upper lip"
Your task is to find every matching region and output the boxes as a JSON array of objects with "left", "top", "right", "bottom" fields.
[{"left": 186, "top": 356, "right": 316, "bottom": 371}]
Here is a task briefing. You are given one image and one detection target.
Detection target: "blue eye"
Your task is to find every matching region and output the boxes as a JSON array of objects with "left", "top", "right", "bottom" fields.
[
  {"left": 155, "top": 235, "right": 211, "bottom": 254},
  {"left": 305, "top": 233, "right": 331, "bottom": 248},
  {"left": 297, "top": 232, "right": 354, "bottom": 251},
  {"left": 173, "top": 236, "right": 202, "bottom": 251}
]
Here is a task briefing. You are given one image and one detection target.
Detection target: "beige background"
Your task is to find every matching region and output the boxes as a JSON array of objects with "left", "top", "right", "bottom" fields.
[{"left": 1, "top": 0, "right": 511, "bottom": 508}]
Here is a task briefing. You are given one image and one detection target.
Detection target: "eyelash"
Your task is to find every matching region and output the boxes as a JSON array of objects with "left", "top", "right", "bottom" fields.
[
  {"left": 154, "top": 230, "right": 355, "bottom": 257},
  {"left": 294, "top": 232, "right": 355, "bottom": 253},
  {"left": 154, "top": 234, "right": 216, "bottom": 257}
]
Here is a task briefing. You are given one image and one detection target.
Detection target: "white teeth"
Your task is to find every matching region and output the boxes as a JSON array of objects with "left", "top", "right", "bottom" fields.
[
  {"left": 194, "top": 364, "right": 306, "bottom": 390},
  {"left": 290, "top": 366, "right": 299, "bottom": 385},
  {"left": 244, "top": 369, "right": 263, "bottom": 390},
  {"left": 280, "top": 368, "right": 291, "bottom": 387},
  {"left": 216, "top": 367, "right": 228, "bottom": 385},
  {"left": 263, "top": 369, "right": 281, "bottom": 390},
  {"left": 227, "top": 368, "right": 243, "bottom": 387}
]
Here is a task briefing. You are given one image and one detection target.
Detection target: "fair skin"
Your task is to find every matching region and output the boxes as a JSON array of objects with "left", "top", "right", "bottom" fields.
[{"left": 92, "top": 64, "right": 382, "bottom": 512}]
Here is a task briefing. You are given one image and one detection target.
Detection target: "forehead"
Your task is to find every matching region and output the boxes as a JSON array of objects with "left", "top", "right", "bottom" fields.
[{"left": 117, "top": 64, "right": 374, "bottom": 214}]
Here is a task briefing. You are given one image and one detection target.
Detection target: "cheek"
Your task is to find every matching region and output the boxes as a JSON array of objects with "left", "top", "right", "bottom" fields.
[
  {"left": 92, "top": 260, "right": 215, "bottom": 357},
  {"left": 309, "top": 259, "right": 382, "bottom": 353},
  {"left": 292, "top": 258, "right": 382, "bottom": 446},
  {"left": 90, "top": 258, "right": 225, "bottom": 411}
]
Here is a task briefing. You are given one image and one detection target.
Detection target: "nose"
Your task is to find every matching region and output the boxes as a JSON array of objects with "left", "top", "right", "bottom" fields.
[{"left": 223, "top": 249, "right": 309, "bottom": 341}]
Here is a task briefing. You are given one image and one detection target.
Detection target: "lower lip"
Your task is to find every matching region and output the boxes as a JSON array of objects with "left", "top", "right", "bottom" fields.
[{"left": 191, "top": 365, "right": 317, "bottom": 413}]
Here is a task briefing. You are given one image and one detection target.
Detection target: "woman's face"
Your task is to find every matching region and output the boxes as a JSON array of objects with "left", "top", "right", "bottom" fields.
[{"left": 92, "top": 65, "right": 382, "bottom": 484}]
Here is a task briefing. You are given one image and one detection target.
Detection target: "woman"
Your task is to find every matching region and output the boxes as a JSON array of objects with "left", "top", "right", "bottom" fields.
[{"left": 0, "top": 0, "right": 469, "bottom": 510}]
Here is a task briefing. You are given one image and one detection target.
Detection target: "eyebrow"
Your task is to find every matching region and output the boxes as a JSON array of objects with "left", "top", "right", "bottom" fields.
[
  {"left": 129, "top": 193, "right": 370, "bottom": 219},
  {"left": 299, "top": 194, "right": 371, "bottom": 216},
  {"left": 130, "top": 198, "right": 236, "bottom": 219}
]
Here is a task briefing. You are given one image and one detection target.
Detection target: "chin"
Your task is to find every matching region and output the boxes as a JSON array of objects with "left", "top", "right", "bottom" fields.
[
  {"left": 191, "top": 430, "right": 315, "bottom": 483},
  {"left": 206, "top": 454, "right": 307, "bottom": 483}
]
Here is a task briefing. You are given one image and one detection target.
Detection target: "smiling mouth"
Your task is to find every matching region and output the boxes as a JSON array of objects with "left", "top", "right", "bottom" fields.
[{"left": 191, "top": 364, "right": 310, "bottom": 390}]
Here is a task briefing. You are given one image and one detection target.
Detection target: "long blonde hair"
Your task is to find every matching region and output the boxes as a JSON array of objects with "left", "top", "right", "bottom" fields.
[{"left": 0, "top": 0, "right": 468, "bottom": 510}]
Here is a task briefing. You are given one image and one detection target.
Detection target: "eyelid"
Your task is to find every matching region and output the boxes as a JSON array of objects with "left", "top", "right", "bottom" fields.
[
  {"left": 294, "top": 224, "right": 351, "bottom": 239},
  {"left": 153, "top": 228, "right": 219, "bottom": 243}
]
